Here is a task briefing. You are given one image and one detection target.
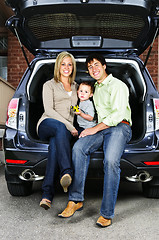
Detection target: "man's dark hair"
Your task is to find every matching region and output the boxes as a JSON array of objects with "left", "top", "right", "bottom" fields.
[{"left": 85, "top": 53, "right": 106, "bottom": 68}]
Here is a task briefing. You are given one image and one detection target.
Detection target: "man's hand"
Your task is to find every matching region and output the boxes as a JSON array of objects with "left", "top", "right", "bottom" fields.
[
  {"left": 79, "top": 127, "right": 97, "bottom": 138},
  {"left": 79, "top": 122, "right": 110, "bottom": 138}
]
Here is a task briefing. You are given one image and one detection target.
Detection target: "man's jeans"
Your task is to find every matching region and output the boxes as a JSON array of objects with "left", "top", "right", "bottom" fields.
[
  {"left": 38, "top": 118, "right": 73, "bottom": 202},
  {"left": 69, "top": 123, "right": 132, "bottom": 219}
]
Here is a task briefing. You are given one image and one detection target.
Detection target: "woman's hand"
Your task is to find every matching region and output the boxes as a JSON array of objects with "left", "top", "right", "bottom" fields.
[{"left": 71, "top": 128, "right": 78, "bottom": 137}]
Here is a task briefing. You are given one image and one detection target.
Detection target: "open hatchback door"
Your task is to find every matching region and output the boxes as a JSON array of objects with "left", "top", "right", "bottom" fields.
[{"left": 5, "top": 0, "right": 159, "bottom": 56}]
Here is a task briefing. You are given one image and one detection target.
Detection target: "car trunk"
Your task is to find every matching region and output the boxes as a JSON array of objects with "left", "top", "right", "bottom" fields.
[{"left": 26, "top": 57, "right": 146, "bottom": 144}]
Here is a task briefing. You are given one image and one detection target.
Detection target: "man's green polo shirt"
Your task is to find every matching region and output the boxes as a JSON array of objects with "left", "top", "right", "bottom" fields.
[{"left": 93, "top": 74, "right": 132, "bottom": 127}]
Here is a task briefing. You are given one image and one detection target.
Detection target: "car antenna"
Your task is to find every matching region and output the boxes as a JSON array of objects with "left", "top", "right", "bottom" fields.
[{"left": 14, "top": 28, "right": 31, "bottom": 70}]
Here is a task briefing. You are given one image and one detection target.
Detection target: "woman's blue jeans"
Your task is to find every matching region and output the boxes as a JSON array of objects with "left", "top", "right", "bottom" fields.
[
  {"left": 38, "top": 118, "right": 73, "bottom": 202},
  {"left": 69, "top": 123, "right": 132, "bottom": 219}
]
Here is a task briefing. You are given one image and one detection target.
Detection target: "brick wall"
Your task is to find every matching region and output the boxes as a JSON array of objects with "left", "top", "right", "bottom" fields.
[
  {"left": 7, "top": 32, "right": 34, "bottom": 88},
  {"left": 7, "top": 32, "right": 159, "bottom": 89},
  {"left": 140, "top": 37, "right": 159, "bottom": 89}
]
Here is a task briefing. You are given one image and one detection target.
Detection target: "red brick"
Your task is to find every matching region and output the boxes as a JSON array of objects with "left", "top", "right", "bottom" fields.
[
  {"left": 7, "top": 32, "right": 34, "bottom": 88},
  {"left": 7, "top": 32, "right": 159, "bottom": 89}
]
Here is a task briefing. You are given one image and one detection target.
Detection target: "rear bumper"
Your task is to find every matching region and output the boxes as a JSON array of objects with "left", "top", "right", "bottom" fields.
[
  {"left": 4, "top": 148, "right": 159, "bottom": 180},
  {"left": 4, "top": 128, "right": 159, "bottom": 179},
  {"left": 88, "top": 152, "right": 159, "bottom": 178}
]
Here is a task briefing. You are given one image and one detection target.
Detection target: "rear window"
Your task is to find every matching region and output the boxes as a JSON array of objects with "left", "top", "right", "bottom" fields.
[
  {"left": 26, "top": 4, "right": 146, "bottom": 43},
  {"left": 28, "top": 12, "right": 144, "bottom": 41}
]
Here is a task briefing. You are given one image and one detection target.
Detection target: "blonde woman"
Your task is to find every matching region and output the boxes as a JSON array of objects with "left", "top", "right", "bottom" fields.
[{"left": 37, "top": 52, "right": 78, "bottom": 210}]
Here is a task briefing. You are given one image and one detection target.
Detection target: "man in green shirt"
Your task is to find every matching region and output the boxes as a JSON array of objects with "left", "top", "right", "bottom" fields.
[{"left": 59, "top": 53, "right": 132, "bottom": 228}]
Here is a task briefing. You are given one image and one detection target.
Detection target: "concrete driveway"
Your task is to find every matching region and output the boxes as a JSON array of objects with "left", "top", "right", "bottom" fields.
[{"left": 0, "top": 164, "right": 159, "bottom": 240}]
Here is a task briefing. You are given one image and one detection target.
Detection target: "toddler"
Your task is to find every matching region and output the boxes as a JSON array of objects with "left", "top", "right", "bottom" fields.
[{"left": 75, "top": 81, "right": 96, "bottom": 134}]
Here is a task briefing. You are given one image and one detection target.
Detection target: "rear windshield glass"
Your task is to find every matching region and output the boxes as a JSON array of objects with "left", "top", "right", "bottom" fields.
[{"left": 26, "top": 4, "right": 146, "bottom": 42}]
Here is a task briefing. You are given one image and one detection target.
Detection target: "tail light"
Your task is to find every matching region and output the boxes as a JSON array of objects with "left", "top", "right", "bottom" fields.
[
  {"left": 6, "top": 98, "right": 19, "bottom": 129},
  {"left": 6, "top": 159, "right": 27, "bottom": 164},
  {"left": 144, "top": 161, "right": 159, "bottom": 166},
  {"left": 153, "top": 98, "right": 159, "bottom": 130}
]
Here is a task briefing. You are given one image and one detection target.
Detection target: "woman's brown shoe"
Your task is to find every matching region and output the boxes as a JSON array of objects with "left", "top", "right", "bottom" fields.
[
  {"left": 40, "top": 199, "right": 51, "bottom": 210},
  {"left": 58, "top": 201, "right": 83, "bottom": 218},
  {"left": 96, "top": 216, "right": 112, "bottom": 227},
  {"left": 60, "top": 174, "right": 72, "bottom": 192}
]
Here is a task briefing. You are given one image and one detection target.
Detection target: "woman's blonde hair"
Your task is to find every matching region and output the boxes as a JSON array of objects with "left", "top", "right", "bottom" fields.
[{"left": 54, "top": 51, "right": 76, "bottom": 84}]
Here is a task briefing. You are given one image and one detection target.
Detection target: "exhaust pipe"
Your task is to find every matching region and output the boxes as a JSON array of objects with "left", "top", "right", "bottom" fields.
[
  {"left": 19, "top": 169, "right": 44, "bottom": 181},
  {"left": 138, "top": 171, "right": 152, "bottom": 182},
  {"left": 126, "top": 171, "right": 153, "bottom": 183}
]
